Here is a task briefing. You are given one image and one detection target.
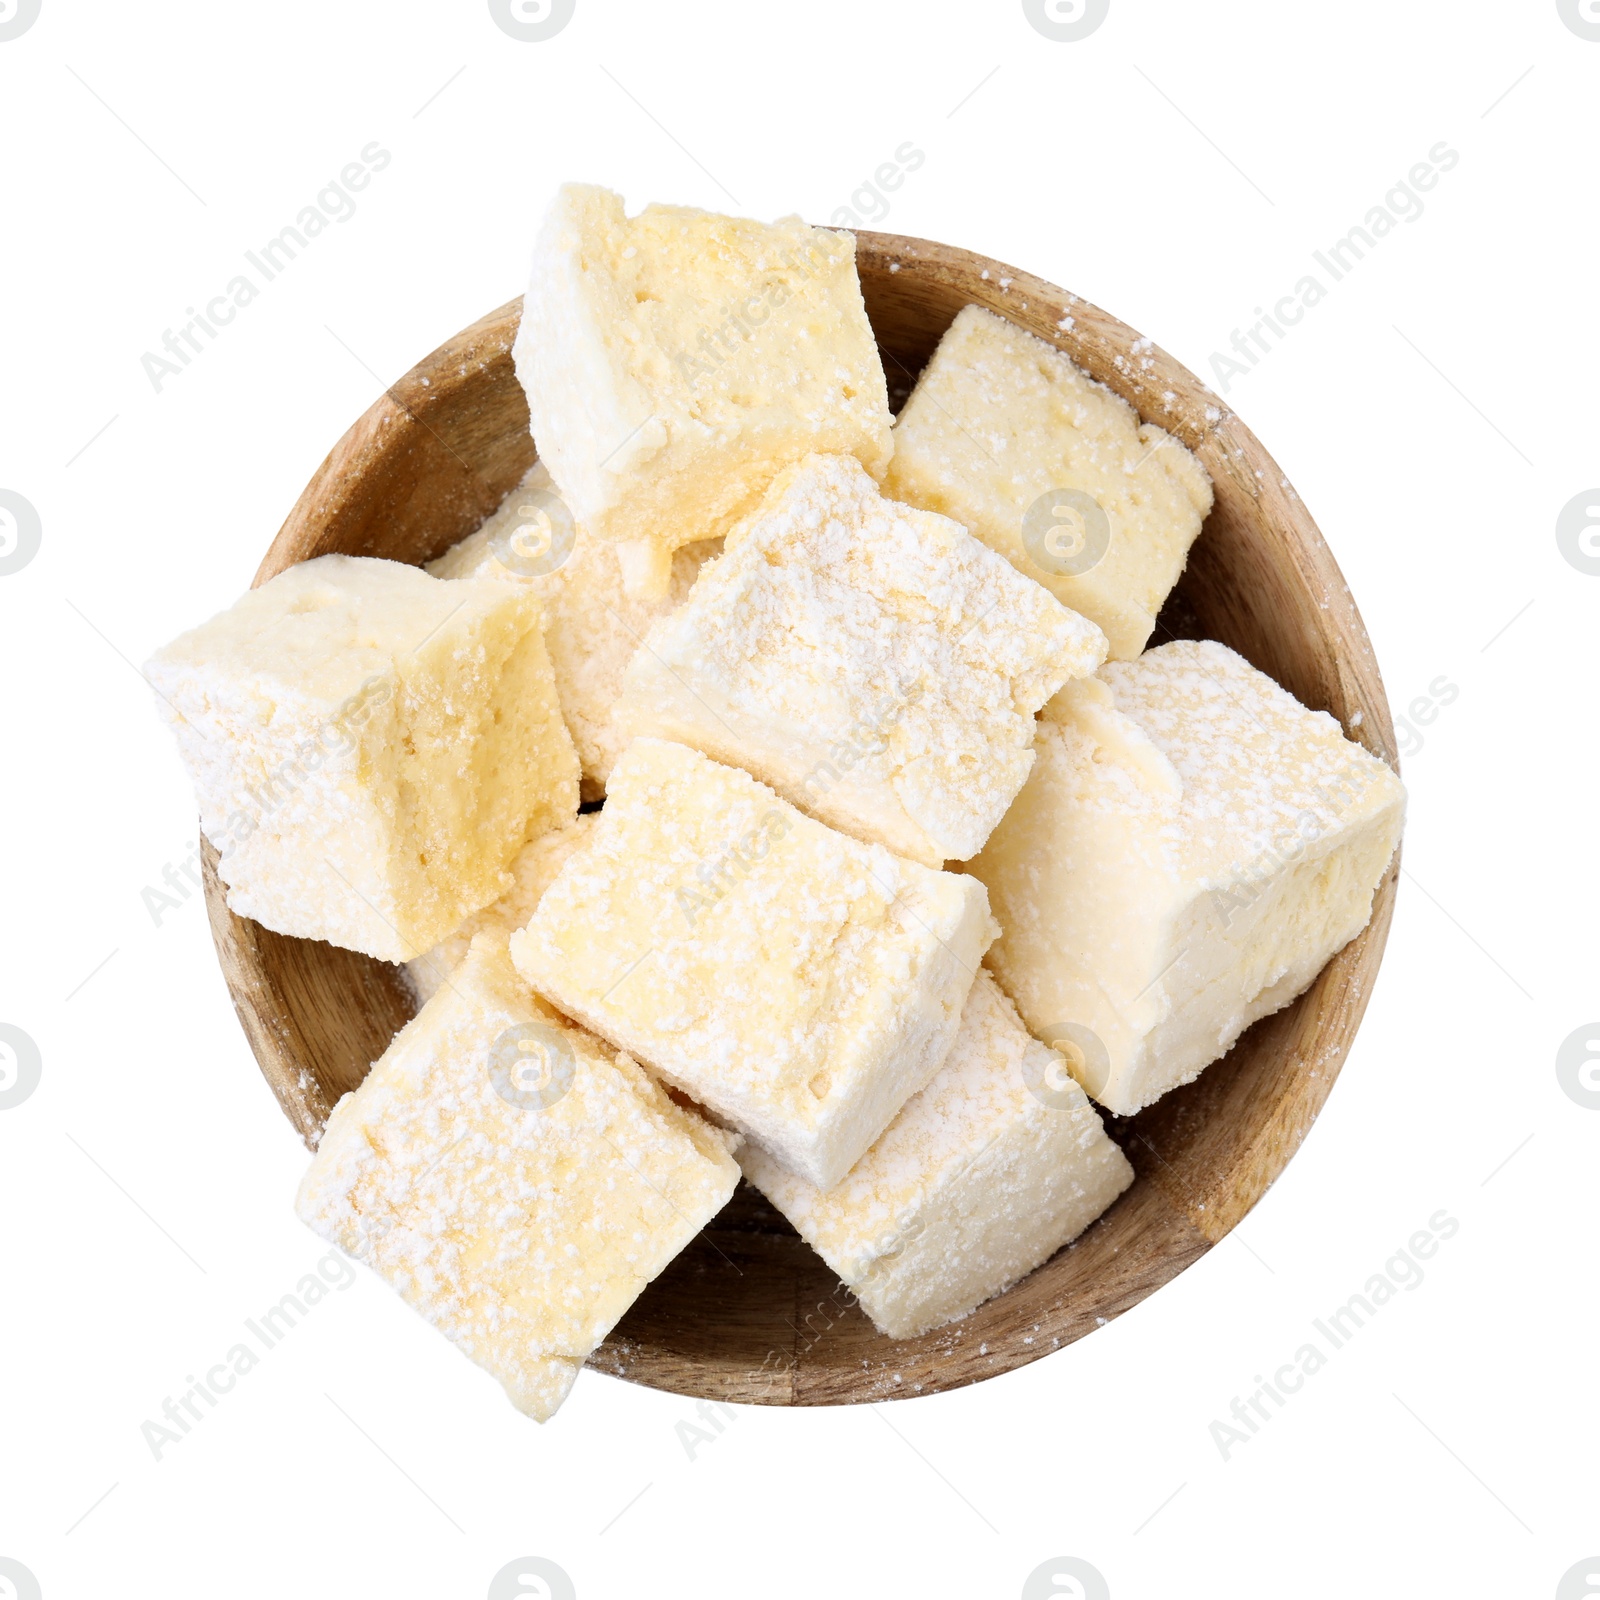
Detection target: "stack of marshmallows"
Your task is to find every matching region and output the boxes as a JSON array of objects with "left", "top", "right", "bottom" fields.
[{"left": 148, "top": 185, "right": 1405, "bottom": 1421}]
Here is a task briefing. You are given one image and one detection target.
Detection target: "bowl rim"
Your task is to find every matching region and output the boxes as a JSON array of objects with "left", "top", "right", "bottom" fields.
[{"left": 203, "top": 226, "right": 1401, "bottom": 1406}]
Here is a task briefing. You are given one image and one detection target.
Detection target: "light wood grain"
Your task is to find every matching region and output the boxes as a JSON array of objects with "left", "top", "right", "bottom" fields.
[{"left": 200, "top": 231, "right": 1400, "bottom": 1404}]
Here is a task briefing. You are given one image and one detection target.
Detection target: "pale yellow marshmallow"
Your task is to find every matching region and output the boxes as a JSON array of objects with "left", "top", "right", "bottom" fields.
[
  {"left": 883, "top": 305, "right": 1213, "bottom": 660},
  {"left": 428, "top": 462, "right": 719, "bottom": 797},
  {"left": 742, "top": 972, "right": 1132, "bottom": 1338},
  {"left": 406, "top": 815, "right": 598, "bottom": 1004},
  {"left": 511, "top": 738, "right": 997, "bottom": 1190},
  {"left": 513, "top": 184, "right": 892, "bottom": 599},
  {"left": 145, "top": 554, "right": 578, "bottom": 962},
  {"left": 971, "top": 640, "right": 1405, "bottom": 1116},
  {"left": 615, "top": 453, "right": 1107, "bottom": 866},
  {"left": 296, "top": 933, "right": 740, "bottom": 1422}
]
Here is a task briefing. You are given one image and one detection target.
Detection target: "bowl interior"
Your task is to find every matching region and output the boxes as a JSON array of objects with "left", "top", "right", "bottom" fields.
[{"left": 202, "top": 231, "right": 1399, "bottom": 1405}]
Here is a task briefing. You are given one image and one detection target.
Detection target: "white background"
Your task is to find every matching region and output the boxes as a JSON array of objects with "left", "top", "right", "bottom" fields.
[{"left": 1, "top": 2, "right": 1595, "bottom": 1596}]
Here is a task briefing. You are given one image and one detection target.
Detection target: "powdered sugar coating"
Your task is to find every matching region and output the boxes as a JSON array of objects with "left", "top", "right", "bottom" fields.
[
  {"left": 884, "top": 304, "right": 1213, "bottom": 659},
  {"left": 616, "top": 453, "right": 1107, "bottom": 865},
  {"left": 511, "top": 738, "right": 997, "bottom": 1189},
  {"left": 742, "top": 973, "right": 1132, "bottom": 1338},
  {"left": 145, "top": 554, "right": 578, "bottom": 961},
  {"left": 514, "top": 185, "right": 891, "bottom": 598},
  {"left": 1094, "top": 639, "right": 1403, "bottom": 890},
  {"left": 975, "top": 640, "right": 1405, "bottom": 1115},
  {"left": 296, "top": 933, "right": 739, "bottom": 1421}
]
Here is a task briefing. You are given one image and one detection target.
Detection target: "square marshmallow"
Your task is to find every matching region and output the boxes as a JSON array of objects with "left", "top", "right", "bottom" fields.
[
  {"left": 741, "top": 972, "right": 1132, "bottom": 1338},
  {"left": 510, "top": 738, "right": 997, "bottom": 1189},
  {"left": 615, "top": 453, "right": 1107, "bottom": 866},
  {"left": 883, "top": 305, "right": 1213, "bottom": 660},
  {"left": 146, "top": 555, "right": 579, "bottom": 962},
  {"left": 297, "top": 933, "right": 740, "bottom": 1421},
  {"left": 970, "top": 640, "right": 1405, "bottom": 1115},
  {"left": 513, "top": 185, "right": 892, "bottom": 598}
]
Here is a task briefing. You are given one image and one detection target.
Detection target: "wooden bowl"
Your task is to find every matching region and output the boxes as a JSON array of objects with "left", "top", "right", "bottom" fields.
[{"left": 202, "top": 231, "right": 1400, "bottom": 1405}]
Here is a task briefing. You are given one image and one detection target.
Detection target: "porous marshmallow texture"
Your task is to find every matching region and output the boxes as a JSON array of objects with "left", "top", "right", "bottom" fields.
[
  {"left": 296, "top": 933, "right": 740, "bottom": 1422},
  {"left": 146, "top": 554, "right": 579, "bottom": 962},
  {"left": 884, "top": 305, "right": 1213, "bottom": 660},
  {"left": 511, "top": 738, "right": 998, "bottom": 1189},
  {"left": 513, "top": 184, "right": 892, "bottom": 598}
]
